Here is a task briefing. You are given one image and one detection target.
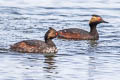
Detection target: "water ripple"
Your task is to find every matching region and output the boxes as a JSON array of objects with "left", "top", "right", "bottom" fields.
[{"left": 0, "top": 0, "right": 120, "bottom": 80}]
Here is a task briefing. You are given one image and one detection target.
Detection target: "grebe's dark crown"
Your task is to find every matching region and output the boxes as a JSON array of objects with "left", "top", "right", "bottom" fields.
[{"left": 92, "top": 14, "right": 101, "bottom": 17}]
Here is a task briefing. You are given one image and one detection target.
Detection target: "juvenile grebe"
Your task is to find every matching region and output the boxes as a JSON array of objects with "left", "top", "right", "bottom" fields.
[
  {"left": 57, "top": 15, "right": 108, "bottom": 40},
  {"left": 10, "top": 27, "right": 58, "bottom": 53}
]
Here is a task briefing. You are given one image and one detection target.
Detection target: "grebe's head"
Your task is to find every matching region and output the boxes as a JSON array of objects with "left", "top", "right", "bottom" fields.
[
  {"left": 45, "top": 27, "right": 58, "bottom": 40},
  {"left": 89, "top": 14, "right": 108, "bottom": 24}
]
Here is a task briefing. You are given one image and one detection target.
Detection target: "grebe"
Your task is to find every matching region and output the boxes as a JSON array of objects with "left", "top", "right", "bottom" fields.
[
  {"left": 10, "top": 27, "right": 58, "bottom": 53},
  {"left": 57, "top": 15, "right": 108, "bottom": 40}
]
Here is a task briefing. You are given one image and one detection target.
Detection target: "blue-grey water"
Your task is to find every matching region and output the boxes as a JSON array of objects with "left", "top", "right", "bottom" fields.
[{"left": 0, "top": 0, "right": 120, "bottom": 80}]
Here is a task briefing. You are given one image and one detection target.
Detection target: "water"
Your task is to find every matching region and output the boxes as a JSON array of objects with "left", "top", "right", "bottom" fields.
[{"left": 0, "top": 0, "right": 120, "bottom": 80}]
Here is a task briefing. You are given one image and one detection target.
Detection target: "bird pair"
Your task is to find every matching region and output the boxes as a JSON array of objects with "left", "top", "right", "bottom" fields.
[{"left": 10, "top": 15, "right": 108, "bottom": 53}]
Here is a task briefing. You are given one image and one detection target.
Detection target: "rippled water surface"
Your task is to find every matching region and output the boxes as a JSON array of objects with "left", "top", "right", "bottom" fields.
[{"left": 0, "top": 0, "right": 120, "bottom": 80}]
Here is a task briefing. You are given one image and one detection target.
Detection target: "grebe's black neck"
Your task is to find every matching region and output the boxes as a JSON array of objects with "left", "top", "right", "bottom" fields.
[
  {"left": 89, "top": 23, "right": 99, "bottom": 39},
  {"left": 44, "top": 33, "right": 56, "bottom": 47},
  {"left": 45, "top": 39, "right": 56, "bottom": 47}
]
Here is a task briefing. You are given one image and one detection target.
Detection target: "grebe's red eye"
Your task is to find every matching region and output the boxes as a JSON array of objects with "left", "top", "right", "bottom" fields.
[
  {"left": 56, "top": 32, "right": 58, "bottom": 35},
  {"left": 98, "top": 17, "right": 102, "bottom": 21}
]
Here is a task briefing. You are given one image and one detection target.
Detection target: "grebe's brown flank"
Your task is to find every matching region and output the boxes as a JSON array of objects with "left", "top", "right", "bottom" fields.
[
  {"left": 57, "top": 15, "right": 108, "bottom": 40},
  {"left": 10, "top": 27, "right": 58, "bottom": 53}
]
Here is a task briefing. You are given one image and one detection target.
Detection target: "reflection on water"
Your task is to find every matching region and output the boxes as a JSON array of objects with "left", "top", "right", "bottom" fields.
[
  {"left": 88, "top": 40, "right": 98, "bottom": 47},
  {"left": 0, "top": 0, "right": 120, "bottom": 80},
  {"left": 87, "top": 40, "right": 97, "bottom": 80},
  {"left": 43, "top": 54, "right": 57, "bottom": 73},
  {"left": 43, "top": 54, "right": 58, "bottom": 79},
  {"left": 88, "top": 56, "right": 96, "bottom": 80}
]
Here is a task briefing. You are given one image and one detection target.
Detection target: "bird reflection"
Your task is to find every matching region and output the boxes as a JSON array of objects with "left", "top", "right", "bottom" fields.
[
  {"left": 87, "top": 40, "right": 98, "bottom": 80},
  {"left": 88, "top": 56, "right": 96, "bottom": 80},
  {"left": 88, "top": 40, "right": 98, "bottom": 48},
  {"left": 43, "top": 53, "right": 57, "bottom": 73}
]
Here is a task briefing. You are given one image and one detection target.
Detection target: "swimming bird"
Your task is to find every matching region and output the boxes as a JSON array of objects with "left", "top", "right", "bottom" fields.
[
  {"left": 10, "top": 27, "right": 58, "bottom": 53},
  {"left": 57, "top": 15, "right": 108, "bottom": 40}
]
